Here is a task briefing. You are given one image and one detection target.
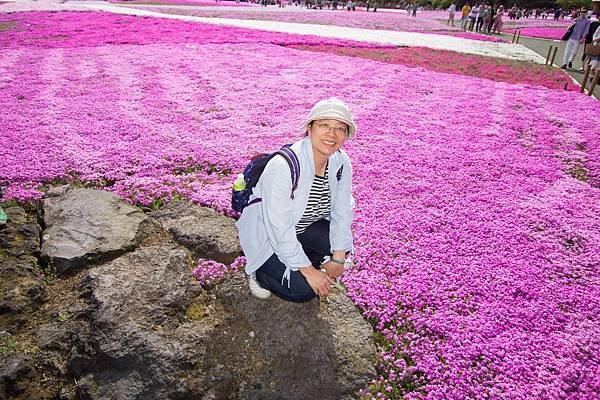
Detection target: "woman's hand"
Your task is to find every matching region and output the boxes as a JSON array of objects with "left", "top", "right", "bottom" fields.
[
  {"left": 299, "top": 266, "right": 333, "bottom": 297},
  {"left": 322, "top": 261, "right": 345, "bottom": 279}
]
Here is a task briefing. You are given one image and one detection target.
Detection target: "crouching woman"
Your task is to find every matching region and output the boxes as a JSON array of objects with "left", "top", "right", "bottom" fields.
[{"left": 236, "top": 97, "right": 356, "bottom": 302}]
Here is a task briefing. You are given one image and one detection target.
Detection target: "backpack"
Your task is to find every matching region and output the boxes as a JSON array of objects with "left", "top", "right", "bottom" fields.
[{"left": 231, "top": 145, "right": 300, "bottom": 213}]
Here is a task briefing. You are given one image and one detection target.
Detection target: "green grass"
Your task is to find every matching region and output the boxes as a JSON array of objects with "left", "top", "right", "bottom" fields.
[{"left": 0, "top": 335, "right": 38, "bottom": 356}]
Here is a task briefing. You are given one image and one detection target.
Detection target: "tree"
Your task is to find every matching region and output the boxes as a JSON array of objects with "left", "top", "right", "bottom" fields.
[{"left": 555, "top": 0, "right": 593, "bottom": 10}]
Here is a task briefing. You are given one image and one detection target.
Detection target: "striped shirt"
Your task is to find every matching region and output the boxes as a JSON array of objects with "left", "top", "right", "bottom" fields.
[{"left": 295, "top": 166, "right": 331, "bottom": 234}]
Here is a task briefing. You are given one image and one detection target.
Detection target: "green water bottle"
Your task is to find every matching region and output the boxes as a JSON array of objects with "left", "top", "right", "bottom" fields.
[{"left": 233, "top": 174, "right": 246, "bottom": 191}]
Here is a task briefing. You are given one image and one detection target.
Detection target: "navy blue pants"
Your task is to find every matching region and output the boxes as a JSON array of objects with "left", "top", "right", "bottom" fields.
[{"left": 255, "top": 219, "right": 331, "bottom": 302}]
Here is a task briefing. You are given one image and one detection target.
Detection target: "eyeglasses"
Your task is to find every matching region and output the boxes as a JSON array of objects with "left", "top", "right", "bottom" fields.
[{"left": 313, "top": 122, "right": 348, "bottom": 135}]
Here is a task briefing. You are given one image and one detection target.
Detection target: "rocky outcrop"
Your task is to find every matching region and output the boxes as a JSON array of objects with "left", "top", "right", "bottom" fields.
[
  {"left": 40, "top": 189, "right": 148, "bottom": 275},
  {"left": 212, "top": 273, "right": 377, "bottom": 400},
  {"left": 1, "top": 189, "right": 376, "bottom": 400},
  {"left": 0, "top": 351, "right": 52, "bottom": 399},
  {"left": 150, "top": 200, "right": 242, "bottom": 264},
  {"left": 67, "top": 244, "right": 210, "bottom": 400},
  {"left": 0, "top": 206, "right": 47, "bottom": 332}
]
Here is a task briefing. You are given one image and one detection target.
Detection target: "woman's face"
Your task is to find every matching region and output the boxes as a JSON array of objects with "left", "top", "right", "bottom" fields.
[{"left": 308, "top": 119, "right": 348, "bottom": 159}]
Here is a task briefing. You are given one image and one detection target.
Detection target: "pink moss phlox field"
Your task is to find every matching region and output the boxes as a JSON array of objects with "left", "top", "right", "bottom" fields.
[
  {"left": 136, "top": 6, "right": 506, "bottom": 42},
  {"left": 503, "top": 18, "right": 572, "bottom": 28},
  {"left": 505, "top": 27, "right": 567, "bottom": 40},
  {"left": 2, "top": 11, "right": 600, "bottom": 399},
  {"left": 291, "top": 44, "right": 579, "bottom": 91},
  {"left": 0, "top": 11, "right": 383, "bottom": 50}
]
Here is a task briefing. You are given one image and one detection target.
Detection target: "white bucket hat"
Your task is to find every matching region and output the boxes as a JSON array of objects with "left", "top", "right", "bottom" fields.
[{"left": 301, "top": 97, "right": 357, "bottom": 138}]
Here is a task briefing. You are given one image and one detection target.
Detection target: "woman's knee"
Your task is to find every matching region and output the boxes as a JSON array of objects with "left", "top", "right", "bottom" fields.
[{"left": 287, "top": 272, "right": 316, "bottom": 301}]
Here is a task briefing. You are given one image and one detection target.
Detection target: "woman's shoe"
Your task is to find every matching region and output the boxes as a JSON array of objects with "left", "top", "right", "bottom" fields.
[{"left": 249, "top": 273, "right": 271, "bottom": 299}]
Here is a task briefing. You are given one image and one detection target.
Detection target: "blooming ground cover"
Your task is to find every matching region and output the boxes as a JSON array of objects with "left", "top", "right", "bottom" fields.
[
  {"left": 503, "top": 19, "right": 571, "bottom": 28},
  {"left": 2, "top": 10, "right": 600, "bottom": 399},
  {"left": 505, "top": 26, "right": 567, "bottom": 40},
  {"left": 131, "top": 6, "right": 506, "bottom": 42},
  {"left": 291, "top": 44, "right": 578, "bottom": 91}
]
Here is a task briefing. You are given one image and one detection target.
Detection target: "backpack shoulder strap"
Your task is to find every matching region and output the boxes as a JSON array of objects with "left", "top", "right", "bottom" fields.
[{"left": 276, "top": 145, "right": 300, "bottom": 199}]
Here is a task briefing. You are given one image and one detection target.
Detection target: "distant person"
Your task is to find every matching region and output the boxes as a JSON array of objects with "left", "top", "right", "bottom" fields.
[
  {"left": 372, "top": 0, "right": 377, "bottom": 12},
  {"left": 582, "top": 17, "right": 600, "bottom": 70},
  {"left": 366, "top": 0, "right": 369, "bottom": 11},
  {"left": 492, "top": 5, "right": 504, "bottom": 34},
  {"left": 561, "top": 10, "right": 591, "bottom": 69},
  {"left": 447, "top": 3, "right": 456, "bottom": 26},
  {"left": 487, "top": 6, "right": 496, "bottom": 32},
  {"left": 461, "top": 3, "right": 471, "bottom": 30},
  {"left": 468, "top": 4, "right": 480, "bottom": 31},
  {"left": 589, "top": 21, "right": 600, "bottom": 79},
  {"left": 553, "top": 7, "right": 561, "bottom": 21},
  {"left": 482, "top": 5, "right": 492, "bottom": 32},
  {"left": 412, "top": 2, "right": 418, "bottom": 17},
  {"left": 475, "top": 4, "right": 485, "bottom": 31}
]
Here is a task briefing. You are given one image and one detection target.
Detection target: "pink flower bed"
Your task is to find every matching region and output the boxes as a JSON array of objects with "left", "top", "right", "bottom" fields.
[
  {"left": 0, "top": 10, "right": 380, "bottom": 50},
  {"left": 2, "top": 11, "right": 600, "bottom": 400},
  {"left": 134, "top": 6, "right": 506, "bottom": 42},
  {"left": 292, "top": 44, "right": 578, "bottom": 91},
  {"left": 505, "top": 26, "right": 567, "bottom": 40},
  {"left": 502, "top": 18, "right": 572, "bottom": 29},
  {"left": 108, "top": 0, "right": 258, "bottom": 6}
]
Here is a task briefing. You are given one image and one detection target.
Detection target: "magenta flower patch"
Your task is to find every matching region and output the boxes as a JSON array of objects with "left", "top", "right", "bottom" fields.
[{"left": 1, "top": 10, "right": 600, "bottom": 399}]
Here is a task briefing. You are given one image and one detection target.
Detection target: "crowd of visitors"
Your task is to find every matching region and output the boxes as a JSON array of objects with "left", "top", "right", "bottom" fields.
[{"left": 449, "top": 3, "right": 505, "bottom": 34}]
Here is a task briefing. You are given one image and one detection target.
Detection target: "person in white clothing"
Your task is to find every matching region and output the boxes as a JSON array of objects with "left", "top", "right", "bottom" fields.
[
  {"left": 468, "top": 4, "right": 480, "bottom": 31},
  {"left": 237, "top": 98, "right": 356, "bottom": 302},
  {"left": 447, "top": 3, "right": 456, "bottom": 26},
  {"left": 562, "top": 10, "right": 591, "bottom": 69}
]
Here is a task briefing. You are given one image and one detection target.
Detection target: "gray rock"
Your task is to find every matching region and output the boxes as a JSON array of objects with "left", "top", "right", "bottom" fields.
[
  {"left": 40, "top": 189, "right": 148, "bottom": 275},
  {"left": 70, "top": 244, "right": 214, "bottom": 400},
  {"left": 0, "top": 206, "right": 41, "bottom": 259},
  {"left": 213, "top": 273, "right": 377, "bottom": 400},
  {"left": 150, "top": 200, "right": 241, "bottom": 264},
  {"left": 0, "top": 352, "right": 33, "bottom": 399},
  {"left": 0, "top": 206, "right": 47, "bottom": 332},
  {"left": 0, "top": 351, "right": 55, "bottom": 399},
  {"left": 44, "top": 185, "right": 70, "bottom": 198},
  {"left": 67, "top": 243, "right": 375, "bottom": 400}
]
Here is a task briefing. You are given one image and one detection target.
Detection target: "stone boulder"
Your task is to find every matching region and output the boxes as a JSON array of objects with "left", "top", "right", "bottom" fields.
[
  {"left": 150, "top": 200, "right": 242, "bottom": 264},
  {"left": 0, "top": 206, "right": 47, "bottom": 332},
  {"left": 66, "top": 248, "right": 375, "bottom": 400},
  {"left": 0, "top": 351, "right": 52, "bottom": 399},
  {"left": 69, "top": 243, "right": 216, "bottom": 400},
  {"left": 213, "top": 273, "right": 377, "bottom": 400},
  {"left": 40, "top": 189, "right": 148, "bottom": 275},
  {"left": 4, "top": 193, "right": 376, "bottom": 400}
]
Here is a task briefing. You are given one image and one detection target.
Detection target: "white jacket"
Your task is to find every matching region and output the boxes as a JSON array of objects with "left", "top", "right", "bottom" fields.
[{"left": 236, "top": 136, "right": 354, "bottom": 285}]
